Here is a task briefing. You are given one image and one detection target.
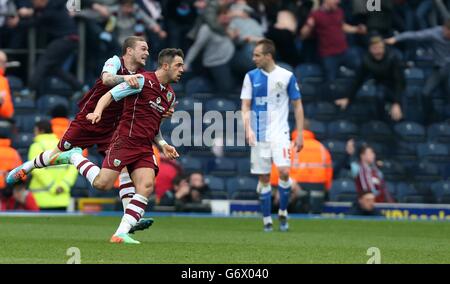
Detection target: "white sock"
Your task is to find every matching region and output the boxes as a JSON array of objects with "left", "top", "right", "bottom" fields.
[
  {"left": 24, "top": 150, "right": 53, "bottom": 173},
  {"left": 119, "top": 172, "right": 136, "bottom": 212},
  {"left": 71, "top": 153, "right": 100, "bottom": 186},
  {"left": 115, "top": 194, "right": 148, "bottom": 235},
  {"left": 278, "top": 209, "right": 288, "bottom": 217},
  {"left": 263, "top": 216, "right": 273, "bottom": 225}
]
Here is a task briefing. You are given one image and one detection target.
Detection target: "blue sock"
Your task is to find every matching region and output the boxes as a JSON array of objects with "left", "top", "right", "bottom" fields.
[
  {"left": 260, "top": 192, "right": 272, "bottom": 218},
  {"left": 278, "top": 179, "right": 291, "bottom": 212}
]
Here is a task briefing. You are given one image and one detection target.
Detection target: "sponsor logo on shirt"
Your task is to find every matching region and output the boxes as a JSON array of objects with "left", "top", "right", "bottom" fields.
[{"left": 149, "top": 98, "right": 166, "bottom": 113}]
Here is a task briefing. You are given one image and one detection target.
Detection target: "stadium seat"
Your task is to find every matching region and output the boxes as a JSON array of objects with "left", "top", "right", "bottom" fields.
[
  {"left": 72, "top": 176, "right": 89, "bottom": 198},
  {"left": 178, "top": 156, "right": 203, "bottom": 173},
  {"left": 393, "top": 141, "right": 418, "bottom": 161},
  {"left": 298, "top": 80, "right": 319, "bottom": 102},
  {"left": 345, "top": 102, "right": 373, "bottom": 123},
  {"left": 394, "top": 121, "right": 426, "bottom": 142},
  {"left": 207, "top": 157, "right": 237, "bottom": 177},
  {"left": 227, "top": 176, "right": 258, "bottom": 200},
  {"left": 12, "top": 133, "right": 34, "bottom": 149},
  {"left": 404, "top": 67, "right": 425, "bottom": 85},
  {"left": 37, "top": 95, "right": 70, "bottom": 114},
  {"left": 0, "top": 120, "right": 12, "bottom": 139},
  {"left": 6, "top": 75, "right": 24, "bottom": 92},
  {"left": 295, "top": 63, "right": 323, "bottom": 82},
  {"left": 15, "top": 114, "right": 50, "bottom": 133},
  {"left": 379, "top": 160, "right": 406, "bottom": 181},
  {"left": 13, "top": 97, "right": 35, "bottom": 114},
  {"left": 411, "top": 160, "right": 441, "bottom": 183},
  {"left": 176, "top": 97, "right": 202, "bottom": 113},
  {"left": 385, "top": 181, "right": 398, "bottom": 201},
  {"left": 361, "top": 121, "right": 393, "bottom": 143},
  {"left": 427, "top": 123, "right": 450, "bottom": 143},
  {"left": 431, "top": 181, "right": 450, "bottom": 204},
  {"left": 323, "top": 139, "right": 347, "bottom": 161},
  {"left": 417, "top": 143, "right": 450, "bottom": 162},
  {"left": 356, "top": 82, "right": 376, "bottom": 99},
  {"left": 329, "top": 178, "right": 357, "bottom": 202},
  {"left": 308, "top": 120, "right": 327, "bottom": 140},
  {"left": 396, "top": 182, "right": 427, "bottom": 203},
  {"left": 43, "top": 77, "right": 73, "bottom": 96},
  {"left": 314, "top": 101, "right": 338, "bottom": 121},
  {"left": 327, "top": 120, "right": 359, "bottom": 140},
  {"left": 185, "top": 76, "right": 213, "bottom": 97},
  {"left": 205, "top": 98, "right": 237, "bottom": 112},
  {"left": 223, "top": 136, "right": 249, "bottom": 158},
  {"left": 235, "top": 158, "right": 251, "bottom": 174},
  {"left": 204, "top": 175, "right": 225, "bottom": 191}
]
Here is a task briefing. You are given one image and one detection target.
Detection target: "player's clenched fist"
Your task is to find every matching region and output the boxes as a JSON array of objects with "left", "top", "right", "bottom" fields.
[
  {"left": 124, "top": 74, "right": 143, "bottom": 88},
  {"left": 162, "top": 144, "right": 179, "bottom": 160},
  {"left": 86, "top": 112, "right": 102, "bottom": 124}
]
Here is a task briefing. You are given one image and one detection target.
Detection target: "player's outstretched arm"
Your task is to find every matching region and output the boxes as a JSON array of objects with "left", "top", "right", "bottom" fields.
[
  {"left": 86, "top": 92, "right": 113, "bottom": 124},
  {"left": 100, "top": 55, "right": 141, "bottom": 89}
]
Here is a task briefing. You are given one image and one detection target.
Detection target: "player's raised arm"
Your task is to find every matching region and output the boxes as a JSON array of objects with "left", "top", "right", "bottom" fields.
[
  {"left": 101, "top": 55, "right": 140, "bottom": 88},
  {"left": 87, "top": 75, "right": 145, "bottom": 124}
]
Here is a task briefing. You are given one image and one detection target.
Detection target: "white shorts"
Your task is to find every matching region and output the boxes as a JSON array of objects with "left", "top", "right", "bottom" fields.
[{"left": 250, "top": 140, "right": 291, "bottom": 175}]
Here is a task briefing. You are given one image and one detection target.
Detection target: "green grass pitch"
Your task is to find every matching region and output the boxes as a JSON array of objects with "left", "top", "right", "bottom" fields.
[{"left": 0, "top": 215, "right": 449, "bottom": 264}]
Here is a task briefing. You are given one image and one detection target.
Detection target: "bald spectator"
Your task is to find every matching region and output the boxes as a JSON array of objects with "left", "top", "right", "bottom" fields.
[{"left": 0, "top": 50, "right": 14, "bottom": 119}]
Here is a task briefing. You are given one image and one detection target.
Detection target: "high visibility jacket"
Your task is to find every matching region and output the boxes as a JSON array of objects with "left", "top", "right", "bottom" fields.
[
  {"left": 0, "top": 138, "right": 22, "bottom": 189},
  {"left": 28, "top": 133, "right": 78, "bottom": 209},
  {"left": 0, "top": 71, "right": 14, "bottom": 119},
  {"left": 270, "top": 130, "right": 333, "bottom": 190},
  {"left": 51, "top": 117, "right": 70, "bottom": 139}
]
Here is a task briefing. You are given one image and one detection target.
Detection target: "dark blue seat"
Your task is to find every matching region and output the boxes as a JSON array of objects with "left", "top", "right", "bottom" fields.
[
  {"left": 431, "top": 181, "right": 450, "bottom": 204},
  {"left": 427, "top": 123, "right": 450, "bottom": 143},
  {"left": 379, "top": 159, "right": 405, "bottom": 181},
  {"left": 299, "top": 80, "right": 319, "bottom": 102},
  {"left": 404, "top": 67, "right": 425, "bottom": 84},
  {"left": 328, "top": 120, "right": 359, "bottom": 140},
  {"left": 329, "top": 178, "right": 357, "bottom": 202},
  {"left": 44, "top": 77, "right": 73, "bottom": 96},
  {"left": 178, "top": 156, "right": 203, "bottom": 173},
  {"left": 356, "top": 83, "right": 376, "bottom": 99},
  {"left": 176, "top": 97, "right": 202, "bottom": 113},
  {"left": 204, "top": 175, "right": 225, "bottom": 191},
  {"left": 71, "top": 176, "right": 89, "bottom": 198},
  {"left": 227, "top": 176, "right": 258, "bottom": 200},
  {"left": 412, "top": 160, "right": 441, "bottom": 182},
  {"left": 323, "top": 139, "right": 347, "bottom": 160},
  {"left": 308, "top": 120, "right": 327, "bottom": 140},
  {"left": 361, "top": 121, "right": 393, "bottom": 142},
  {"left": 235, "top": 157, "right": 251, "bottom": 174},
  {"left": 396, "top": 182, "right": 426, "bottom": 203},
  {"left": 13, "top": 97, "right": 35, "bottom": 114},
  {"left": 6, "top": 75, "right": 24, "bottom": 92},
  {"left": 208, "top": 157, "right": 237, "bottom": 177},
  {"left": 345, "top": 102, "right": 373, "bottom": 123},
  {"left": 37, "top": 95, "right": 70, "bottom": 114},
  {"left": 12, "top": 133, "right": 34, "bottom": 149},
  {"left": 185, "top": 76, "right": 213, "bottom": 96},
  {"left": 417, "top": 143, "right": 450, "bottom": 162},
  {"left": 314, "top": 101, "right": 338, "bottom": 121},
  {"left": 205, "top": 98, "right": 237, "bottom": 112},
  {"left": 295, "top": 63, "right": 323, "bottom": 82},
  {"left": 0, "top": 120, "right": 13, "bottom": 138},
  {"left": 394, "top": 121, "right": 426, "bottom": 142}
]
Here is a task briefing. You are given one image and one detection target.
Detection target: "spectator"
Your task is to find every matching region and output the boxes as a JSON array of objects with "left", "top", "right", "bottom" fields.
[
  {"left": 0, "top": 121, "right": 22, "bottom": 190},
  {"left": 270, "top": 119, "right": 333, "bottom": 191},
  {"left": 28, "top": 120, "right": 78, "bottom": 211},
  {"left": 0, "top": 178, "right": 39, "bottom": 211},
  {"left": 164, "top": 0, "right": 198, "bottom": 52},
  {"left": 159, "top": 175, "right": 191, "bottom": 207},
  {"left": 228, "top": 1, "right": 263, "bottom": 75},
  {"left": 154, "top": 151, "right": 181, "bottom": 203},
  {"left": 0, "top": 50, "right": 14, "bottom": 119},
  {"left": 188, "top": 171, "right": 210, "bottom": 203},
  {"left": 333, "top": 138, "right": 357, "bottom": 179},
  {"left": 354, "top": 144, "right": 394, "bottom": 203},
  {"left": 265, "top": 10, "right": 301, "bottom": 68},
  {"left": 18, "top": 0, "right": 84, "bottom": 99},
  {"left": 187, "top": 0, "right": 232, "bottom": 40},
  {"left": 106, "top": 0, "right": 167, "bottom": 50},
  {"left": 335, "top": 36, "right": 404, "bottom": 122},
  {"left": 348, "top": 192, "right": 382, "bottom": 216},
  {"left": 0, "top": 0, "right": 19, "bottom": 49},
  {"left": 300, "top": 0, "right": 367, "bottom": 84},
  {"left": 385, "top": 19, "right": 450, "bottom": 123},
  {"left": 184, "top": 4, "right": 236, "bottom": 95}
]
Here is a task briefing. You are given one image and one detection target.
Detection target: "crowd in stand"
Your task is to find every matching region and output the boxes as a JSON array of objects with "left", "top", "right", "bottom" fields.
[{"left": 1, "top": 0, "right": 450, "bottom": 213}]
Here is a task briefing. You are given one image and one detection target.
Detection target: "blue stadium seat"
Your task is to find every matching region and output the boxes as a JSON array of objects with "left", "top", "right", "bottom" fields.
[
  {"left": 431, "top": 181, "right": 450, "bottom": 204},
  {"left": 361, "top": 121, "right": 393, "bottom": 142},
  {"left": 205, "top": 98, "right": 237, "bottom": 112},
  {"left": 235, "top": 158, "right": 251, "bottom": 174},
  {"left": 71, "top": 176, "right": 89, "bottom": 198},
  {"left": 185, "top": 76, "right": 213, "bottom": 96},
  {"left": 207, "top": 157, "right": 237, "bottom": 177},
  {"left": 6, "top": 75, "right": 24, "bottom": 92},
  {"left": 223, "top": 136, "right": 249, "bottom": 158},
  {"left": 427, "top": 123, "right": 450, "bottom": 143},
  {"left": 308, "top": 120, "right": 327, "bottom": 140},
  {"left": 412, "top": 160, "right": 441, "bottom": 182},
  {"left": 396, "top": 182, "right": 426, "bottom": 203},
  {"left": 295, "top": 63, "right": 323, "bottom": 82},
  {"left": 394, "top": 121, "right": 426, "bottom": 142},
  {"left": 393, "top": 141, "right": 418, "bottom": 162},
  {"left": 417, "top": 143, "right": 450, "bottom": 162},
  {"left": 12, "top": 133, "right": 34, "bottom": 149},
  {"left": 17, "top": 148, "right": 28, "bottom": 164},
  {"left": 356, "top": 83, "right": 376, "bottom": 99},
  {"left": 15, "top": 114, "right": 51, "bottom": 132},
  {"left": 176, "top": 97, "right": 202, "bottom": 113},
  {"left": 43, "top": 77, "right": 73, "bottom": 96},
  {"left": 13, "top": 97, "right": 35, "bottom": 114},
  {"left": 385, "top": 181, "right": 398, "bottom": 201},
  {"left": 329, "top": 178, "right": 357, "bottom": 202},
  {"left": 227, "top": 176, "right": 258, "bottom": 200},
  {"left": 179, "top": 156, "right": 203, "bottom": 173},
  {"left": 404, "top": 67, "right": 425, "bottom": 82},
  {"left": 379, "top": 159, "right": 405, "bottom": 181},
  {"left": 37, "top": 95, "right": 70, "bottom": 114},
  {"left": 204, "top": 176, "right": 225, "bottom": 191},
  {"left": 314, "top": 101, "right": 338, "bottom": 121},
  {"left": 328, "top": 120, "right": 359, "bottom": 140},
  {"left": 0, "top": 120, "right": 12, "bottom": 139},
  {"left": 323, "top": 139, "right": 347, "bottom": 160},
  {"left": 298, "top": 80, "right": 319, "bottom": 102},
  {"left": 345, "top": 102, "right": 373, "bottom": 123}
]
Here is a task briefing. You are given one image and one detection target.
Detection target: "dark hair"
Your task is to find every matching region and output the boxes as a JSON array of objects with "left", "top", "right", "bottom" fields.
[
  {"left": 358, "top": 144, "right": 373, "bottom": 158},
  {"left": 158, "top": 48, "right": 184, "bottom": 67},
  {"left": 369, "top": 36, "right": 384, "bottom": 46},
  {"left": 35, "top": 120, "right": 52, "bottom": 134},
  {"left": 119, "top": 0, "right": 134, "bottom": 6},
  {"left": 256, "top": 38, "right": 276, "bottom": 59},
  {"left": 122, "top": 36, "right": 146, "bottom": 56},
  {"left": 172, "top": 175, "right": 187, "bottom": 187},
  {"left": 50, "top": 104, "right": 68, "bottom": 118}
]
